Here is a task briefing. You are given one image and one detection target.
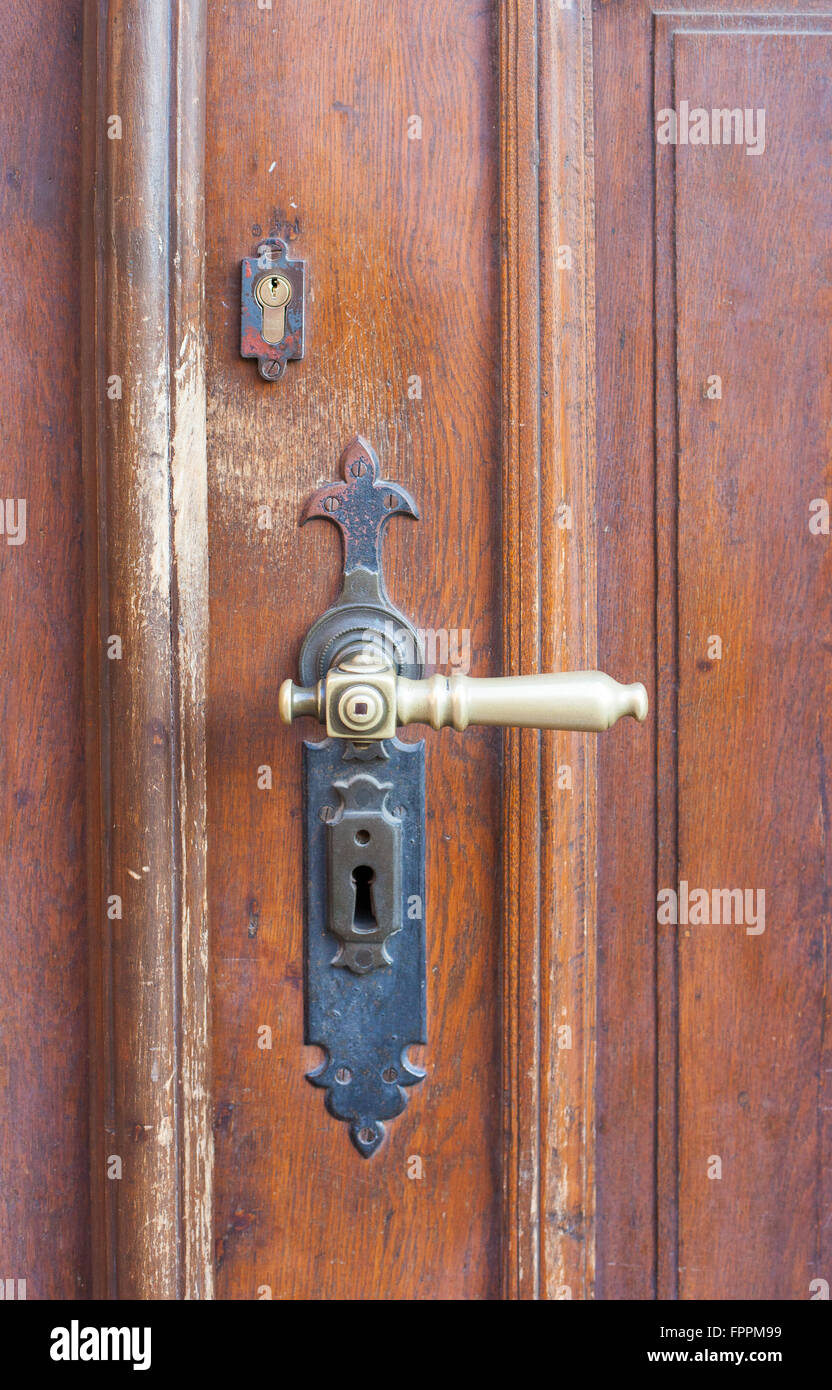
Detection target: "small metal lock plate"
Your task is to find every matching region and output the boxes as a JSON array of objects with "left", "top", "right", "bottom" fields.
[{"left": 241, "top": 236, "right": 305, "bottom": 380}]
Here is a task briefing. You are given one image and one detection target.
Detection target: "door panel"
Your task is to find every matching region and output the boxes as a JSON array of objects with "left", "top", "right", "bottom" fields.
[
  {"left": 595, "top": 0, "right": 832, "bottom": 1299},
  {"left": 205, "top": 0, "right": 504, "bottom": 1300},
  {"left": 0, "top": 1, "right": 90, "bottom": 1300}
]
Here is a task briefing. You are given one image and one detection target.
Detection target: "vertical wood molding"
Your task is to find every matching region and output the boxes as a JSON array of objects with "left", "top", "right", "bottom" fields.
[
  {"left": 82, "top": 0, "right": 212, "bottom": 1299},
  {"left": 652, "top": 11, "right": 680, "bottom": 1302},
  {"left": 500, "top": 0, "right": 599, "bottom": 1299},
  {"left": 500, "top": 0, "right": 543, "bottom": 1302}
]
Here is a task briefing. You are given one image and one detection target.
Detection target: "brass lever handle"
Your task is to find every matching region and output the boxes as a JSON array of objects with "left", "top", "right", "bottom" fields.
[
  {"left": 280, "top": 647, "right": 648, "bottom": 740},
  {"left": 396, "top": 669, "right": 648, "bottom": 732}
]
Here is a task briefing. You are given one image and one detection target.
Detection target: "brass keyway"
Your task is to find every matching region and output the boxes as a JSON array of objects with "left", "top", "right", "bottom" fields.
[{"left": 254, "top": 273, "right": 292, "bottom": 344}]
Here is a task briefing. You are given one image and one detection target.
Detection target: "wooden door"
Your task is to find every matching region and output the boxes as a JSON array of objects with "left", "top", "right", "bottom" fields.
[
  {"left": 0, "top": 0, "right": 90, "bottom": 1301},
  {"left": 202, "top": 0, "right": 605, "bottom": 1302},
  {"left": 1, "top": 0, "right": 829, "bottom": 1304},
  {"left": 593, "top": 0, "right": 832, "bottom": 1301},
  {"left": 206, "top": 0, "right": 506, "bottom": 1301}
]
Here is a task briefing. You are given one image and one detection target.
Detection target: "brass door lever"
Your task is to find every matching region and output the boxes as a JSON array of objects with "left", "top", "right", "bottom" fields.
[
  {"left": 281, "top": 648, "right": 647, "bottom": 739},
  {"left": 279, "top": 436, "right": 647, "bottom": 1157}
]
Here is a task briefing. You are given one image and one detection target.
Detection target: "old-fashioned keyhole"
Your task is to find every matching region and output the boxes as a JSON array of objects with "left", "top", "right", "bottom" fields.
[
  {"left": 351, "top": 863, "right": 377, "bottom": 934},
  {"left": 254, "top": 273, "right": 292, "bottom": 344}
]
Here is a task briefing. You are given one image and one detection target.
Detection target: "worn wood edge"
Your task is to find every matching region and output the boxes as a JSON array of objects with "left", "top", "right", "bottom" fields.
[
  {"left": 499, "top": 0, "right": 543, "bottom": 1300},
  {"left": 499, "top": 0, "right": 599, "bottom": 1299},
  {"left": 81, "top": 0, "right": 212, "bottom": 1300},
  {"left": 539, "top": 0, "right": 599, "bottom": 1302},
  {"left": 81, "top": 0, "right": 113, "bottom": 1302},
  {"left": 652, "top": 10, "right": 680, "bottom": 1302},
  {"left": 170, "top": 0, "right": 212, "bottom": 1305}
]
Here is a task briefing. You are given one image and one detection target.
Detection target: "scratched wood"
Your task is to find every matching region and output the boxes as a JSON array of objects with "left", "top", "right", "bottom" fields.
[
  {"left": 0, "top": 1, "right": 90, "bottom": 1300},
  {"left": 8, "top": 0, "right": 826, "bottom": 1305},
  {"left": 499, "top": 0, "right": 600, "bottom": 1300},
  {"left": 81, "top": 0, "right": 211, "bottom": 1299},
  {"left": 205, "top": 0, "right": 503, "bottom": 1299},
  {"left": 204, "top": 0, "right": 606, "bottom": 1302},
  {"left": 594, "top": 0, "right": 832, "bottom": 1299}
]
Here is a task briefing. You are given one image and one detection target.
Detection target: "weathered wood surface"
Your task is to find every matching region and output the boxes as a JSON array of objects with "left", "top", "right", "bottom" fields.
[
  {"left": 204, "top": 0, "right": 601, "bottom": 1301},
  {"left": 82, "top": 0, "right": 211, "bottom": 1299},
  {"left": 205, "top": 0, "right": 503, "bottom": 1300},
  {"left": 594, "top": 0, "right": 832, "bottom": 1299},
  {"left": 4, "top": 0, "right": 828, "bottom": 1305},
  {"left": 500, "top": 0, "right": 601, "bottom": 1300},
  {"left": 0, "top": 0, "right": 90, "bottom": 1300}
]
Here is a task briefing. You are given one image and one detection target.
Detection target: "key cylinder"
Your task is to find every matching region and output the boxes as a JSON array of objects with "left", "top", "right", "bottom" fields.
[{"left": 254, "top": 272, "right": 292, "bottom": 344}]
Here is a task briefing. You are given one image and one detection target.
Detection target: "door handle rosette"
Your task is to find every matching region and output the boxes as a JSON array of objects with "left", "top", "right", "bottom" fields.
[{"left": 281, "top": 436, "right": 647, "bottom": 1156}]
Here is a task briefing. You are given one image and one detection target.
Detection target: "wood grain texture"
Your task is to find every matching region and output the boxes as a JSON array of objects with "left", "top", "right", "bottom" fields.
[
  {"left": 206, "top": 0, "right": 502, "bottom": 1300},
  {"left": 500, "top": 0, "right": 600, "bottom": 1300},
  {"left": 500, "top": 0, "right": 543, "bottom": 1301},
  {"left": 537, "top": 0, "right": 600, "bottom": 1302},
  {"left": 594, "top": 0, "right": 832, "bottom": 1299},
  {"left": 81, "top": 0, "right": 211, "bottom": 1299},
  {"left": 663, "top": 12, "right": 832, "bottom": 1301},
  {"left": 0, "top": 1, "right": 90, "bottom": 1300},
  {"left": 593, "top": 0, "right": 660, "bottom": 1300}
]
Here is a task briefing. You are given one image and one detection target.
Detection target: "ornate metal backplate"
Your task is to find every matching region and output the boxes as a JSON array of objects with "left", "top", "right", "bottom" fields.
[
  {"left": 295, "top": 438, "right": 427, "bottom": 1156},
  {"left": 297, "top": 436, "right": 424, "bottom": 685},
  {"left": 304, "top": 738, "right": 426, "bottom": 1158}
]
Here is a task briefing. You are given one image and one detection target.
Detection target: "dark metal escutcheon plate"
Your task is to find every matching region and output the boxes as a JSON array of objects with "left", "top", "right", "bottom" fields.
[{"left": 304, "top": 736, "right": 426, "bottom": 1157}]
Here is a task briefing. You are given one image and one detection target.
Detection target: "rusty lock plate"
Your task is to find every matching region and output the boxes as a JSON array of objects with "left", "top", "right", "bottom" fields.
[{"left": 240, "top": 235, "right": 305, "bottom": 381}]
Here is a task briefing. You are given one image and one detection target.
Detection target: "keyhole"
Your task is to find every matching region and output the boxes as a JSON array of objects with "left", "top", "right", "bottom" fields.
[
  {"left": 254, "top": 273, "right": 292, "bottom": 344},
  {"left": 351, "top": 864, "right": 377, "bottom": 934}
]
